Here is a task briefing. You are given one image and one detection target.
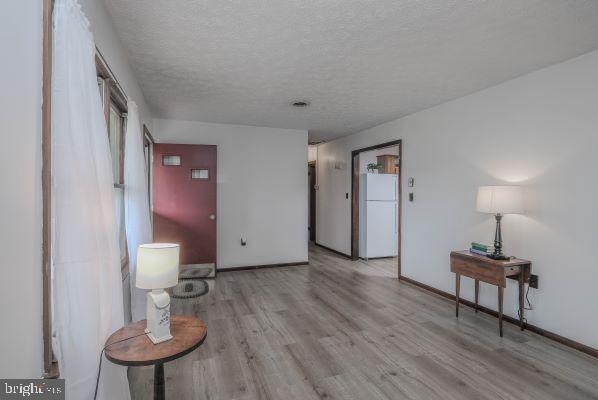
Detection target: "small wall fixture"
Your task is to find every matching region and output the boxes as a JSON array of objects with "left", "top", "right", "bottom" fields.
[
  {"left": 291, "top": 100, "right": 310, "bottom": 107},
  {"left": 334, "top": 161, "right": 347, "bottom": 170}
]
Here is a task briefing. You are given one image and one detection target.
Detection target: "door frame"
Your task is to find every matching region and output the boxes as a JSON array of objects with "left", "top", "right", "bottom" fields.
[
  {"left": 350, "top": 140, "right": 402, "bottom": 277},
  {"left": 308, "top": 161, "right": 317, "bottom": 242},
  {"left": 152, "top": 143, "right": 218, "bottom": 277}
]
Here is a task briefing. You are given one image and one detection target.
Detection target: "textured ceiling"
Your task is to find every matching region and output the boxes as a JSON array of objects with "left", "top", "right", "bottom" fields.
[{"left": 104, "top": 0, "right": 598, "bottom": 141}]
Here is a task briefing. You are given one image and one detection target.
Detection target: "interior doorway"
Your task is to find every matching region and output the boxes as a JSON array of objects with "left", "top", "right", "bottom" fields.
[
  {"left": 351, "top": 140, "right": 402, "bottom": 277},
  {"left": 153, "top": 143, "right": 217, "bottom": 277},
  {"left": 308, "top": 161, "right": 316, "bottom": 242}
]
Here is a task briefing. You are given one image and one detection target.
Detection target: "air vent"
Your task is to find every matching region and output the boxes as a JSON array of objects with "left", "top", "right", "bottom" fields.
[{"left": 291, "top": 100, "right": 310, "bottom": 107}]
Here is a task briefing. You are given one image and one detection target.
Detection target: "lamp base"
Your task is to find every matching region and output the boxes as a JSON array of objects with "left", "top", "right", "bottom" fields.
[
  {"left": 145, "top": 328, "right": 173, "bottom": 344},
  {"left": 145, "top": 289, "right": 173, "bottom": 345},
  {"left": 489, "top": 213, "right": 511, "bottom": 260}
]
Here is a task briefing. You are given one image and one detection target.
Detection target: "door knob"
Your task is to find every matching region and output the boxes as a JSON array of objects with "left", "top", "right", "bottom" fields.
[{"left": 209, "top": 214, "right": 215, "bottom": 220}]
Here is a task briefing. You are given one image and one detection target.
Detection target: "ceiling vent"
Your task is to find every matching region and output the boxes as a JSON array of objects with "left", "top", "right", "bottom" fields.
[{"left": 291, "top": 100, "right": 310, "bottom": 108}]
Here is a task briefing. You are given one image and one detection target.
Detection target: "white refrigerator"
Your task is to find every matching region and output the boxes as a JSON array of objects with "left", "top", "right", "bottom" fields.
[{"left": 359, "top": 173, "right": 398, "bottom": 259}]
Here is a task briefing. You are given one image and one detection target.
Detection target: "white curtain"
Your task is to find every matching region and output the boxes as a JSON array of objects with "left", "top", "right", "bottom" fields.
[
  {"left": 124, "top": 100, "right": 152, "bottom": 321},
  {"left": 51, "top": 0, "right": 130, "bottom": 399}
]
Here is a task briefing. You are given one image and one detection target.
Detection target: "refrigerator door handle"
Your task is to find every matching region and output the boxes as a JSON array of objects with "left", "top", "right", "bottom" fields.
[{"left": 395, "top": 205, "right": 398, "bottom": 234}]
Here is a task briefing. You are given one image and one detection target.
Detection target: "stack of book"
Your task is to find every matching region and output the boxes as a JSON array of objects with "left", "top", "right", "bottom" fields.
[{"left": 470, "top": 242, "right": 492, "bottom": 256}]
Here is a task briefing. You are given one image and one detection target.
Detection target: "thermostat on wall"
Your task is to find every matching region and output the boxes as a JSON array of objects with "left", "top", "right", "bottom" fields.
[{"left": 334, "top": 161, "right": 347, "bottom": 170}]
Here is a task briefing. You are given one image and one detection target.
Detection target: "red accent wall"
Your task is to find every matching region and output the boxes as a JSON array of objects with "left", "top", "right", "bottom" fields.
[{"left": 152, "top": 144, "right": 217, "bottom": 266}]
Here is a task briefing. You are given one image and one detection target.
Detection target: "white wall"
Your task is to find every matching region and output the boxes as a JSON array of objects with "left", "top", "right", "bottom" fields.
[
  {"left": 154, "top": 119, "right": 309, "bottom": 269},
  {"left": 80, "top": 0, "right": 153, "bottom": 132},
  {"left": 308, "top": 145, "right": 318, "bottom": 163},
  {"left": 316, "top": 49, "right": 598, "bottom": 349},
  {"left": 0, "top": 1, "right": 43, "bottom": 377}
]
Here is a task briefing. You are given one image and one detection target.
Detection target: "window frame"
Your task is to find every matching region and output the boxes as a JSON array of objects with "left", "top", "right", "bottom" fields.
[
  {"left": 42, "top": 2, "right": 132, "bottom": 377},
  {"left": 143, "top": 124, "right": 154, "bottom": 215},
  {"left": 42, "top": 0, "right": 57, "bottom": 379},
  {"left": 96, "top": 54, "right": 129, "bottom": 274}
]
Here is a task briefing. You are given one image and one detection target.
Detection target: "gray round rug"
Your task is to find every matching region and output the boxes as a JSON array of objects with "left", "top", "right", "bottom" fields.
[
  {"left": 171, "top": 279, "right": 209, "bottom": 299},
  {"left": 179, "top": 265, "right": 213, "bottom": 280}
]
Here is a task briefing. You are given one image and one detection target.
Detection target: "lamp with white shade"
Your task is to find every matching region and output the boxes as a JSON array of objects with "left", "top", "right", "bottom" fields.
[
  {"left": 136, "top": 243, "right": 180, "bottom": 344},
  {"left": 476, "top": 186, "right": 524, "bottom": 260}
]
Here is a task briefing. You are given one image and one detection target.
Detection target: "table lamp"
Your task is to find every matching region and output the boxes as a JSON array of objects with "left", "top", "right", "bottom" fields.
[
  {"left": 476, "top": 186, "right": 523, "bottom": 260},
  {"left": 136, "top": 243, "right": 180, "bottom": 344}
]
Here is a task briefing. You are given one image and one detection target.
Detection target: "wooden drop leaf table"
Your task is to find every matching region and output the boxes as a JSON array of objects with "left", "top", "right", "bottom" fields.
[{"left": 450, "top": 250, "right": 531, "bottom": 337}]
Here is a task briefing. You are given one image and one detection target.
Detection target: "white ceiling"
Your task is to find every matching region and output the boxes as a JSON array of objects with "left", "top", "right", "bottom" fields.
[{"left": 104, "top": 0, "right": 598, "bottom": 142}]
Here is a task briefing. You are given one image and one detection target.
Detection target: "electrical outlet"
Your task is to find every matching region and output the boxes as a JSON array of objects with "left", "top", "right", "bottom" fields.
[{"left": 528, "top": 274, "right": 539, "bottom": 289}]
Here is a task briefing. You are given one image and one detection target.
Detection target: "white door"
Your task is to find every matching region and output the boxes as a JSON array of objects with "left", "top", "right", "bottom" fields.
[
  {"left": 365, "top": 201, "right": 398, "bottom": 257},
  {"left": 366, "top": 174, "right": 397, "bottom": 201}
]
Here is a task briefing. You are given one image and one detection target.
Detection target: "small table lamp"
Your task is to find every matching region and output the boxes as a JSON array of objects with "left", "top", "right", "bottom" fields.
[
  {"left": 476, "top": 186, "right": 524, "bottom": 260},
  {"left": 136, "top": 243, "right": 180, "bottom": 344}
]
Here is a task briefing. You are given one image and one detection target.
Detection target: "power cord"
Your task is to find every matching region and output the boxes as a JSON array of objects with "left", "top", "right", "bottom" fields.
[
  {"left": 93, "top": 332, "right": 147, "bottom": 400},
  {"left": 517, "top": 284, "right": 533, "bottom": 326}
]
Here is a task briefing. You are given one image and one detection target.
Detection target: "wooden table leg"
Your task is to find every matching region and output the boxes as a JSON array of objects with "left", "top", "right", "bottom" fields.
[
  {"left": 518, "top": 272, "right": 525, "bottom": 331},
  {"left": 455, "top": 273, "right": 461, "bottom": 318},
  {"left": 498, "top": 286, "right": 504, "bottom": 337},
  {"left": 154, "top": 363, "right": 165, "bottom": 400},
  {"left": 474, "top": 279, "right": 479, "bottom": 313}
]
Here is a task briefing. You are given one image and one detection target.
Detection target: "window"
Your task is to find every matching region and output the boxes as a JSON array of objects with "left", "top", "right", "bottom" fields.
[
  {"left": 97, "top": 55, "right": 128, "bottom": 271},
  {"left": 191, "top": 169, "right": 209, "bottom": 179},
  {"left": 109, "top": 105, "right": 123, "bottom": 183},
  {"left": 162, "top": 155, "right": 181, "bottom": 166},
  {"left": 143, "top": 124, "right": 154, "bottom": 210},
  {"left": 109, "top": 104, "right": 127, "bottom": 267}
]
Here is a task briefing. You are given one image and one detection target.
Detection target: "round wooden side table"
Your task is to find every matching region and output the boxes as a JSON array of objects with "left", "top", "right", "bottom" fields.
[{"left": 105, "top": 315, "right": 207, "bottom": 400}]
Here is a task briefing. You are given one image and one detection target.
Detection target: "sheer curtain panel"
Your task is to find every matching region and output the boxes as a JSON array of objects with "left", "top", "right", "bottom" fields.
[
  {"left": 51, "top": 0, "right": 130, "bottom": 398},
  {"left": 124, "top": 100, "right": 153, "bottom": 321}
]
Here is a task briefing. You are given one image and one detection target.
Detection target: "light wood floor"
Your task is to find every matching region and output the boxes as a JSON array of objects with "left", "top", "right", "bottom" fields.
[
  {"left": 129, "top": 244, "right": 598, "bottom": 400},
  {"left": 357, "top": 256, "right": 398, "bottom": 278}
]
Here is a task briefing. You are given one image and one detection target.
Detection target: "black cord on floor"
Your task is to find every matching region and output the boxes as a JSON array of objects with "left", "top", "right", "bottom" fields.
[
  {"left": 525, "top": 284, "right": 532, "bottom": 310},
  {"left": 517, "top": 284, "right": 533, "bottom": 326},
  {"left": 93, "top": 332, "right": 147, "bottom": 400}
]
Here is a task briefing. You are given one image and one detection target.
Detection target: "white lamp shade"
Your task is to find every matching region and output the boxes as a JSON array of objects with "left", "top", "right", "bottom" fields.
[
  {"left": 476, "top": 186, "right": 524, "bottom": 215},
  {"left": 136, "top": 243, "right": 180, "bottom": 289}
]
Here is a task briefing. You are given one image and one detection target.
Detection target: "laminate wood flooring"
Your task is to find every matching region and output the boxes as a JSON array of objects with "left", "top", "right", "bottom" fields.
[
  {"left": 129, "top": 244, "right": 598, "bottom": 400},
  {"left": 357, "top": 256, "right": 398, "bottom": 278}
]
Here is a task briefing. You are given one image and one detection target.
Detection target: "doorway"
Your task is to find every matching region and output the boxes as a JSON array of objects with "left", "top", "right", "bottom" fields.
[
  {"left": 308, "top": 161, "right": 316, "bottom": 242},
  {"left": 351, "top": 140, "right": 402, "bottom": 277},
  {"left": 153, "top": 143, "right": 217, "bottom": 277}
]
